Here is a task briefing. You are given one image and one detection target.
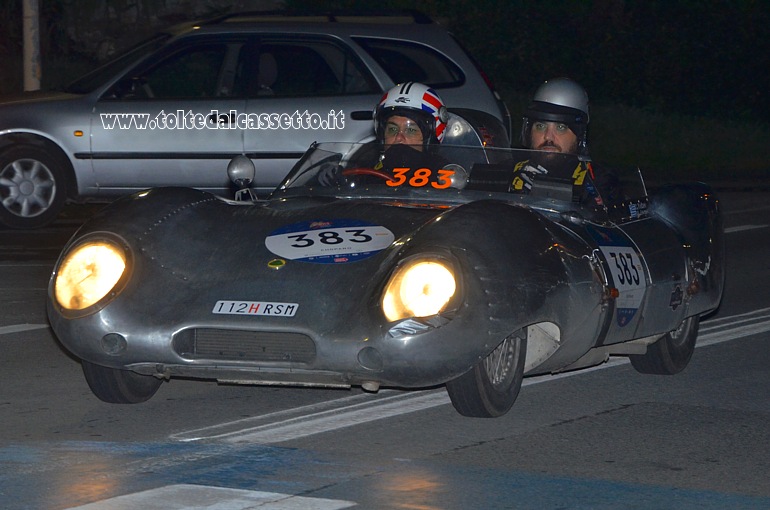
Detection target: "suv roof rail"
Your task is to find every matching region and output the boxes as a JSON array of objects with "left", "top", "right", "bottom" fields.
[{"left": 205, "top": 9, "right": 435, "bottom": 25}]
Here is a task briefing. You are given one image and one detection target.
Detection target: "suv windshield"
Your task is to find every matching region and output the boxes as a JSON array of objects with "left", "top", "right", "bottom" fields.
[{"left": 353, "top": 37, "right": 464, "bottom": 88}]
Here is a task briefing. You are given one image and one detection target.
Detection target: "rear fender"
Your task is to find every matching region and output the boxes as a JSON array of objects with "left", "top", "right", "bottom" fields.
[{"left": 648, "top": 183, "right": 724, "bottom": 315}]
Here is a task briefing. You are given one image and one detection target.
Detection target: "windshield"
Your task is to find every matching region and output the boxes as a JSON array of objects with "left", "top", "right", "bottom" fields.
[
  {"left": 274, "top": 142, "right": 644, "bottom": 213},
  {"left": 64, "top": 34, "right": 172, "bottom": 94}
]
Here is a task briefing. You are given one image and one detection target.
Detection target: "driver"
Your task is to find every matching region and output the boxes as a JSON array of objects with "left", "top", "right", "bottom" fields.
[
  {"left": 513, "top": 77, "right": 622, "bottom": 206},
  {"left": 373, "top": 81, "right": 449, "bottom": 169},
  {"left": 374, "top": 82, "right": 449, "bottom": 151},
  {"left": 321, "top": 82, "right": 450, "bottom": 186}
]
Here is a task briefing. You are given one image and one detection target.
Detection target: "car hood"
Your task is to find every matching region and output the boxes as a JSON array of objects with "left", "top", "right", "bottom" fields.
[
  {"left": 58, "top": 187, "right": 481, "bottom": 348},
  {"left": 74, "top": 187, "right": 448, "bottom": 297}
]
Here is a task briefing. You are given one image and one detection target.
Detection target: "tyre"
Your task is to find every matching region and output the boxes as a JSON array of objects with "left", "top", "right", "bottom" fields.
[
  {"left": 81, "top": 360, "right": 162, "bottom": 404},
  {"left": 630, "top": 315, "right": 699, "bottom": 375},
  {"left": 446, "top": 330, "right": 527, "bottom": 418},
  {"left": 0, "top": 144, "right": 68, "bottom": 229}
]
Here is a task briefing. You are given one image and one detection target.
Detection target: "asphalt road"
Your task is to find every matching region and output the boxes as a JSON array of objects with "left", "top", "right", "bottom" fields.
[{"left": 1, "top": 192, "right": 769, "bottom": 509}]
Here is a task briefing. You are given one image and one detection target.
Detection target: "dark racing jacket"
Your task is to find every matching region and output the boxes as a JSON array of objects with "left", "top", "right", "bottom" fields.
[{"left": 510, "top": 157, "right": 624, "bottom": 208}]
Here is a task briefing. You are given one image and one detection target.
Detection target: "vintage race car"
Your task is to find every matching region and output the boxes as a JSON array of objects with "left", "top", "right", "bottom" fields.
[{"left": 46, "top": 136, "right": 724, "bottom": 417}]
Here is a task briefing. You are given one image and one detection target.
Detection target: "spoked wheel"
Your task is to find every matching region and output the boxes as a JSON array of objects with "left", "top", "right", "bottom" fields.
[
  {"left": 82, "top": 361, "right": 163, "bottom": 404},
  {"left": 630, "top": 315, "right": 699, "bottom": 375},
  {"left": 446, "top": 330, "right": 527, "bottom": 417}
]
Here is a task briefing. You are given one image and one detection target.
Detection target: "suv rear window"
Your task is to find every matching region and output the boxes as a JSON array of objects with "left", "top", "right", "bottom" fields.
[
  {"left": 251, "top": 39, "right": 379, "bottom": 97},
  {"left": 353, "top": 37, "right": 465, "bottom": 88}
]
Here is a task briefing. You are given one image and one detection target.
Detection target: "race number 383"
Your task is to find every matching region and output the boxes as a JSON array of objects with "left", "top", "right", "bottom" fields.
[
  {"left": 265, "top": 219, "right": 395, "bottom": 263},
  {"left": 599, "top": 246, "right": 643, "bottom": 290}
]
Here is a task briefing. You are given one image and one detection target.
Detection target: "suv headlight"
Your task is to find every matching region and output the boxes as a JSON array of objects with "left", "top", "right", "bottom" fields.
[
  {"left": 54, "top": 239, "right": 127, "bottom": 311},
  {"left": 382, "top": 257, "right": 457, "bottom": 322}
]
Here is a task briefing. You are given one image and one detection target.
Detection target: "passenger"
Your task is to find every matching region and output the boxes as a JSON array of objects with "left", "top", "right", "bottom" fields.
[
  {"left": 514, "top": 77, "right": 622, "bottom": 206},
  {"left": 521, "top": 77, "right": 590, "bottom": 156}
]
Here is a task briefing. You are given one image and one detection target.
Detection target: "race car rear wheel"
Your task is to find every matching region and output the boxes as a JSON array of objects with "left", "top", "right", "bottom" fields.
[
  {"left": 446, "top": 330, "right": 527, "bottom": 418},
  {"left": 630, "top": 315, "right": 699, "bottom": 375},
  {"left": 81, "top": 361, "right": 162, "bottom": 404}
]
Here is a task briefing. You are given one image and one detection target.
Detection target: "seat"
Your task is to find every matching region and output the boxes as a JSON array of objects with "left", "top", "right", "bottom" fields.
[{"left": 256, "top": 52, "right": 277, "bottom": 95}]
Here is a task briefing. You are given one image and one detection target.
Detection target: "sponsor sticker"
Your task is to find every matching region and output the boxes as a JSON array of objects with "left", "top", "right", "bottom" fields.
[{"left": 669, "top": 285, "right": 684, "bottom": 310}]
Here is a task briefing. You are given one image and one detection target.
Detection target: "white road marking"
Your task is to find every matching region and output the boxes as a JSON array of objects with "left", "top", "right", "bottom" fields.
[
  {"left": 172, "top": 308, "right": 770, "bottom": 445},
  {"left": 64, "top": 484, "right": 356, "bottom": 509},
  {"left": 172, "top": 390, "right": 451, "bottom": 445},
  {"left": 724, "top": 224, "right": 768, "bottom": 233},
  {"left": 0, "top": 262, "right": 53, "bottom": 267},
  {"left": 0, "top": 323, "right": 49, "bottom": 336}
]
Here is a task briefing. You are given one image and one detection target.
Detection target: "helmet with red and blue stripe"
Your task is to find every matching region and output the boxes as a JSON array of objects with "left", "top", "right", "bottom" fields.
[{"left": 374, "top": 82, "right": 449, "bottom": 145}]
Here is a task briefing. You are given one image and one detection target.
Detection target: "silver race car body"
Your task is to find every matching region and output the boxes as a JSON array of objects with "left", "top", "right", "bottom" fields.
[{"left": 47, "top": 139, "right": 724, "bottom": 417}]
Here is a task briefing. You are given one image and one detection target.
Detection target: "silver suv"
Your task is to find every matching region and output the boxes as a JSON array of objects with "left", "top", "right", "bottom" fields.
[{"left": 0, "top": 11, "right": 510, "bottom": 228}]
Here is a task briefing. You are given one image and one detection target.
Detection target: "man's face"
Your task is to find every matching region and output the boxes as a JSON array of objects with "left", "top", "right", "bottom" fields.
[
  {"left": 529, "top": 121, "right": 578, "bottom": 154},
  {"left": 383, "top": 115, "right": 424, "bottom": 151}
]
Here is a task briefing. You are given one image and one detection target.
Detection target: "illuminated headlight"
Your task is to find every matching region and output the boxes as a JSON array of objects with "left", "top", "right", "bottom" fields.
[
  {"left": 382, "top": 258, "right": 457, "bottom": 322},
  {"left": 54, "top": 240, "right": 127, "bottom": 311}
]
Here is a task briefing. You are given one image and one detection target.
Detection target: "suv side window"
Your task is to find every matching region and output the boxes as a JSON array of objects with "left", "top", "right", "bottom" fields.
[
  {"left": 242, "top": 38, "right": 379, "bottom": 98},
  {"left": 106, "top": 40, "right": 245, "bottom": 99},
  {"left": 146, "top": 44, "right": 228, "bottom": 98},
  {"left": 353, "top": 37, "right": 465, "bottom": 88}
]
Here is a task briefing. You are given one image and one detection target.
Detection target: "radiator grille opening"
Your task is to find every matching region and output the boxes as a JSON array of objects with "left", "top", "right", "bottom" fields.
[{"left": 173, "top": 329, "right": 316, "bottom": 363}]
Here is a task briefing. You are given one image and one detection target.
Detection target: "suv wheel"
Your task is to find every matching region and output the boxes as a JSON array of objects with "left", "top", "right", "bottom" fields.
[{"left": 0, "top": 145, "right": 68, "bottom": 229}]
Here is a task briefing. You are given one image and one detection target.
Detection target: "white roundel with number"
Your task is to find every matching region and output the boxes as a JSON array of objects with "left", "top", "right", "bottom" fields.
[
  {"left": 265, "top": 219, "right": 395, "bottom": 264},
  {"left": 599, "top": 245, "right": 646, "bottom": 325}
]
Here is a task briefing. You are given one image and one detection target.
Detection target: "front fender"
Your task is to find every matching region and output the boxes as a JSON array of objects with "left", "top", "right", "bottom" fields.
[{"left": 388, "top": 200, "right": 606, "bottom": 374}]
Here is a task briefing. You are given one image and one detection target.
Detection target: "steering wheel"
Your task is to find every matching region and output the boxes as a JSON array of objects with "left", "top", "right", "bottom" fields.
[{"left": 341, "top": 168, "right": 392, "bottom": 181}]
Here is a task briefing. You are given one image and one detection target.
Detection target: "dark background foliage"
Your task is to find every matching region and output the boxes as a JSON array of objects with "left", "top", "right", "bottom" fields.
[
  {"left": 444, "top": 0, "right": 768, "bottom": 122},
  {"left": 1, "top": 0, "right": 768, "bottom": 179},
  {"left": 1, "top": 0, "right": 767, "bottom": 123}
]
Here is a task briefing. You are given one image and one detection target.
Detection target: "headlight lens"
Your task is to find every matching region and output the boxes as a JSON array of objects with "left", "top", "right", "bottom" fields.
[
  {"left": 382, "top": 258, "right": 457, "bottom": 322},
  {"left": 54, "top": 240, "right": 127, "bottom": 311}
]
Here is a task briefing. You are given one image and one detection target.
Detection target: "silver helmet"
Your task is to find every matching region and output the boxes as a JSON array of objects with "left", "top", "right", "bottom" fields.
[{"left": 521, "top": 77, "right": 590, "bottom": 154}]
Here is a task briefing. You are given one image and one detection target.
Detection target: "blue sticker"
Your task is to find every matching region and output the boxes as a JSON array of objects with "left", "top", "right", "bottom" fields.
[{"left": 669, "top": 285, "right": 684, "bottom": 310}]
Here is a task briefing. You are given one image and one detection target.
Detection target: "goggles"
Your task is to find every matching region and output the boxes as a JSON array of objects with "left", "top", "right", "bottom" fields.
[{"left": 383, "top": 119, "right": 424, "bottom": 141}]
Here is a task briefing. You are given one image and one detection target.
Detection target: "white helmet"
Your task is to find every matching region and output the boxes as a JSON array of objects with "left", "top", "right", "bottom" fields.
[
  {"left": 374, "top": 82, "right": 449, "bottom": 145},
  {"left": 521, "top": 77, "right": 590, "bottom": 154}
]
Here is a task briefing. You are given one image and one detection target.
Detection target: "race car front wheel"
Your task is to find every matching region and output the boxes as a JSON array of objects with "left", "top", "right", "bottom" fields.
[
  {"left": 446, "top": 330, "right": 527, "bottom": 418},
  {"left": 630, "top": 315, "right": 699, "bottom": 375},
  {"left": 81, "top": 361, "right": 162, "bottom": 404}
]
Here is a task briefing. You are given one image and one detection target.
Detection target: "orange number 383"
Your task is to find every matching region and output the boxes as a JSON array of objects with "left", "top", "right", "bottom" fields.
[{"left": 386, "top": 167, "right": 455, "bottom": 189}]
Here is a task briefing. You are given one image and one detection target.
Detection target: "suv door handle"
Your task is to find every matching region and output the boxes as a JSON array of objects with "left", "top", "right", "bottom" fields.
[{"left": 350, "top": 110, "right": 373, "bottom": 121}]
